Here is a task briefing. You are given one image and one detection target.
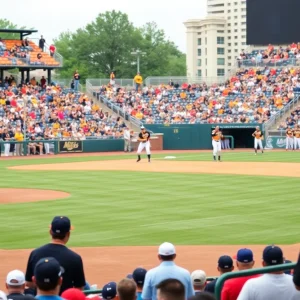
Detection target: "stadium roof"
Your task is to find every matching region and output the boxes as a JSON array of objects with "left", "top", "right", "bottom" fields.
[{"left": 0, "top": 29, "right": 38, "bottom": 39}]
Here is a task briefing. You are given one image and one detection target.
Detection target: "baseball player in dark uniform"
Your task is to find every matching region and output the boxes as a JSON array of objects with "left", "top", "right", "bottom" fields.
[{"left": 137, "top": 126, "right": 151, "bottom": 162}]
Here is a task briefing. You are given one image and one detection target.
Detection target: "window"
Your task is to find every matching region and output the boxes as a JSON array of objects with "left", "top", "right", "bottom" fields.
[
  {"left": 198, "top": 48, "right": 202, "bottom": 56},
  {"left": 242, "top": 15, "right": 246, "bottom": 18},
  {"left": 228, "top": 16, "right": 231, "bottom": 20},
  {"left": 205, "top": 37, "right": 207, "bottom": 45},
  {"left": 228, "top": 36, "right": 231, "bottom": 39},
  {"left": 234, "top": 29, "right": 238, "bottom": 32},
  {"left": 235, "top": 42, "right": 238, "bottom": 46},
  {"left": 197, "top": 69, "right": 202, "bottom": 77},
  {"left": 241, "top": 22, "right": 246, "bottom": 25},
  {"left": 217, "top": 37, "right": 224, "bottom": 44},
  {"left": 234, "top": 22, "right": 238, "bottom": 26},
  {"left": 241, "top": 8, "right": 246, "bottom": 11},
  {"left": 242, "top": 28, "right": 246, "bottom": 32},
  {"left": 228, "top": 63, "right": 232, "bottom": 66},
  {"left": 234, "top": 16, "right": 238, "bottom": 19},
  {"left": 235, "top": 36, "right": 238, "bottom": 39},
  {"left": 235, "top": 49, "right": 238, "bottom": 53},
  {"left": 228, "top": 56, "right": 232, "bottom": 60},
  {"left": 242, "top": 42, "right": 246, "bottom": 45},
  {"left": 206, "top": 69, "right": 207, "bottom": 77},
  {"left": 242, "top": 35, "right": 246, "bottom": 38},
  {"left": 217, "top": 30, "right": 224, "bottom": 33},
  {"left": 228, "top": 23, "right": 231, "bottom": 26},
  {"left": 217, "top": 58, "right": 225, "bottom": 65},
  {"left": 228, "top": 30, "right": 231, "bottom": 33},
  {"left": 217, "top": 47, "right": 225, "bottom": 55},
  {"left": 228, "top": 2, "right": 231, "bottom": 5},
  {"left": 205, "top": 48, "right": 207, "bottom": 55},
  {"left": 205, "top": 58, "right": 207, "bottom": 66},
  {"left": 197, "top": 59, "right": 201, "bottom": 66},
  {"left": 234, "top": 9, "right": 238, "bottom": 12},
  {"left": 228, "top": 50, "right": 232, "bottom": 53},
  {"left": 228, "top": 43, "right": 231, "bottom": 46},
  {"left": 228, "top": 9, "right": 231, "bottom": 13},
  {"left": 198, "top": 38, "right": 201, "bottom": 45},
  {"left": 217, "top": 69, "right": 225, "bottom": 76},
  {"left": 234, "top": 2, "right": 238, "bottom": 4}
]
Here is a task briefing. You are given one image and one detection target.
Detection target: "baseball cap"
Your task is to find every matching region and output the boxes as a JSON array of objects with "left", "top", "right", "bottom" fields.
[
  {"left": 158, "top": 242, "right": 176, "bottom": 256},
  {"left": 61, "top": 288, "right": 87, "bottom": 300},
  {"left": 50, "top": 216, "right": 74, "bottom": 235},
  {"left": 132, "top": 268, "right": 147, "bottom": 286},
  {"left": 6, "top": 270, "right": 25, "bottom": 286},
  {"left": 218, "top": 255, "right": 233, "bottom": 269},
  {"left": 140, "top": 125, "right": 145, "bottom": 129},
  {"left": 263, "top": 245, "right": 283, "bottom": 265},
  {"left": 126, "top": 274, "right": 133, "bottom": 279},
  {"left": 34, "top": 257, "right": 64, "bottom": 286},
  {"left": 102, "top": 282, "right": 117, "bottom": 300},
  {"left": 0, "top": 291, "right": 7, "bottom": 300},
  {"left": 191, "top": 270, "right": 207, "bottom": 286},
  {"left": 236, "top": 248, "right": 253, "bottom": 263}
]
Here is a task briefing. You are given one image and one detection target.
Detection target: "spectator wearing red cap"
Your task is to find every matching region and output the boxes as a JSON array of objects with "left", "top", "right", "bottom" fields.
[
  {"left": 61, "top": 289, "right": 87, "bottom": 300},
  {"left": 238, "top": 245, "right": 300, "bottom": 300},
  {"left": 221, "top": 249, "right": 258, "bottom": 300},
  {"left": 25, "top": 216, "right": 86, "bottom": 295},
  {"left": 205, "top": 256, "right": 234, "bottom": 294}
]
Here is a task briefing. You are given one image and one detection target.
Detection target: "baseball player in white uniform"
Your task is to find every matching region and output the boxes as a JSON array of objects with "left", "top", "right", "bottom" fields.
[
  {"left": 286, "top": 127, "right": 294, "bottom": 150},
  {"left": 293, "top": 125, "right": 300, "bottom": 150},
  {"left": 137, "top": 126, "right": 151, "bottom": 162},
  {"left": 252, "top": 126, "right": 264, "bottom": 155},
  {"left": 212, "top": 126, "right": 223, "bottom": 162}
]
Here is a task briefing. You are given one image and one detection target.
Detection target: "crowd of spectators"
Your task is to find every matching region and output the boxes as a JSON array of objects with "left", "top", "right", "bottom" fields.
[
  {"left": 0, "top": 79, "right": 126, "bottom": 156},
  {"left": 1, "top": 216, "right": 300, "bottom": 300},
  {"left": 277, "top": 105, "right": 300, "bottom": 130},
  {"left": 99, "top": 66, "right": 300, "bottom": 125}
]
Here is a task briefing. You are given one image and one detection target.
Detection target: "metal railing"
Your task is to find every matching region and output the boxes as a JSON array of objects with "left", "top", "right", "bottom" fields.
[
  {"left": 145, "top": 76, "right": 226, "bottom": 86},
  {"left": 86, "top": 78, "right": 134, "bottom": 89},
  {"left": 263, "top": 94, "right": 300, "bottom": 138},
  {"left": 236, "top": 58, "right": 300, "bottom": 68},
  {"left": 214, "top": 262, "right": 296, "bottom": 300}
]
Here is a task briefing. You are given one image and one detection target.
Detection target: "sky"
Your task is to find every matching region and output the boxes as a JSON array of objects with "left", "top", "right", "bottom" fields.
[{"left": 0, "top": 0, "right": 207, "bottom": 53}]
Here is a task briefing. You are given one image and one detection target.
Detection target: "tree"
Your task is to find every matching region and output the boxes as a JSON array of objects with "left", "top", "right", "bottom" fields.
[
  {"left": 0, "top": 19, "right": 29, "bottom": 39},
  {"left": 54, "top": 11, "right": 186, "bottom": 81}
]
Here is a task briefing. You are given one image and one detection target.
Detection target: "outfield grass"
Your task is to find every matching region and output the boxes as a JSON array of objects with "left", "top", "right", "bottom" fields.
[{"left": 0, "top": 151, "right": 299, "bottom": 249}]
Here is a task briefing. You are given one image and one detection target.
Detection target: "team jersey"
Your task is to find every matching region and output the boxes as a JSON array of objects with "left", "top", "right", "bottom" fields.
[
  {"left": 212, "top": 130, "right": 222, "bottom": 141},
  {"left": 139, "top": 131, "right": 151, "bottom": 142},
  {"left": 286, "top": 129, "right": 293, "bottom": 137},
  {"left": 293, "top": 129, "right": 300, "bottom": 138},
  {"left": 253, "top": 130, "right": 263, "bottom": 139}
]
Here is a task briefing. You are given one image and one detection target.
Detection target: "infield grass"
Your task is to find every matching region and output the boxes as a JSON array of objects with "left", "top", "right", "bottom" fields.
[{"left": 0, "top": 151, "right": 300, "bottom": 249}]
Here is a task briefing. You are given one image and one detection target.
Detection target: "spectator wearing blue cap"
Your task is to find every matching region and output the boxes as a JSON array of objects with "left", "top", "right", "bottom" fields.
[
  {"left": 238, "top": 245, "right": 300, "bottom": 300},
  {"left": 25, "top": 216, "right": 86, "bottom": 295},
  {"left": 132, "top": 268, "right": 147, "bottom": 300},
  {"left": 205, "top": 255, "right": 234, "bottom": 294},
  {"left": 221, "top": 248, "right": 258, "bottom": 300},
  {"left": 102, "top": 282, "right": 118, "bottom": 300},
  {"left": 142, "top": 242, "right": 194, "bottom": 300},
  {"left": 33, "top": 257, "right": 64, "bottom": 300}
]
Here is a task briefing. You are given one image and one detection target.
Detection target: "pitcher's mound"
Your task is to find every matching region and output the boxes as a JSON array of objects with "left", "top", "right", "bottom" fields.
[{"left": 0, "top": 188, "right": 70, "bottom": 204}]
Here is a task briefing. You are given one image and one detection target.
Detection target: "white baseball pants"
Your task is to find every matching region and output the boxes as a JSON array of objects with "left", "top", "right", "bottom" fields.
[
  {"left": 294, "top": 138, "right": 300, "bottom": 150},
  {"left": 212, "top": 140, "right": 221, "bottom": 156},
  {"left": 137, "top": 141, "right": 151, "bottom": 154},
  {"left": 254, "top": 138, "right": 263, "bottom": 149},
  {"left": 286, "top": 137, "right": 294, "bottom": 150},
  {"left": 4, "top": 143, "right": 10, "bottom": 156},
  {"left": 44, "top": 143, "right": 50, "bottom": 154}
]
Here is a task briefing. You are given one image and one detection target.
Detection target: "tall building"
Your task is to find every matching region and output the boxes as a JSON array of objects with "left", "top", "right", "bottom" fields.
[{"left": 184, "top": 0, "right": 247, "bottom": 79}]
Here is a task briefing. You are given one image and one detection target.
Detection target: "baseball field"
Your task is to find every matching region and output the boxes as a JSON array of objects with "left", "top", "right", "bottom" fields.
[{"left": 0, "top": 150, "right": 300, "bottom": 289}]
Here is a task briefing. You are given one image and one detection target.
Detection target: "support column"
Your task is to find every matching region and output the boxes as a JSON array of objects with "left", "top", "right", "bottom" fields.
[
  {"left": 21, "top": 70, "right": 25, "bottom": 84},
  {"left": 0, "top": 69, "right": 3, "bottom": 83},
  {"left": 47, "top": 69, "right": 52, "bottom": 84},
  {"left": 26, "top": 69, "right": 30, "bottom": 84}
]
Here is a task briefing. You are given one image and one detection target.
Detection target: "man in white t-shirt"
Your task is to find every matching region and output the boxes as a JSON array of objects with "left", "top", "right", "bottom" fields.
[{"left": 238, "top": 245, "right": 300, "bottom": 300}]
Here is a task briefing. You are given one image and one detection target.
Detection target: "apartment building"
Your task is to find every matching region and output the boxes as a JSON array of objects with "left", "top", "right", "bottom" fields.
[{"left": 184, "top": 0, "right": 247, "bottom": 78}]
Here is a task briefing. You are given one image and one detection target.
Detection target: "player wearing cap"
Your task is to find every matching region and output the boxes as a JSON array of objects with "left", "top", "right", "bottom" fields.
[
  {"left": 136, "top": 126, "right": 151, "bottom": 163},
  {"left": 212, "top": 126, "right": 223, "bottom": 162},
  {"left": 293, "top": 125, "right": 300, "bottom": 150},
  {"left": 117, "top": 279, "right": 137, "bottom": 300},
  {"left": 205, "top": 256, "right": 234, "bottom": 294},
  {"left": 238, "top": 245, "right": 300, "bottom": 300},
  {"left": 191, "top": 270, "right": 207, "bottom": 294},
  {"left": 132, "top": 268, "right": 147, "bottom": 300},
  {"left": 33, "top": 257, "right": 64, "bottom": 300},
  {"left": 252, "top": 127, "right": 264, "bottom": 155},
  {"left": 5, "top": 270, "right": 35, "bottom": 300},
  {"left": 142, "top": 242, "right": 194, "bottom": 300},
  {"left": 102, "top": 282, "right": 117, "bottom": 300},
  {"left": 25, "top": 216, "right": 86, "bottom": 295},
  {"left": 221, "top": 249, "right": 258, "bottom": 300}
]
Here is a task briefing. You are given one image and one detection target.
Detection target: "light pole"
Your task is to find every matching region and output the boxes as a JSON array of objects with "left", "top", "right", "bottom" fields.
[
  {"left": 131, "top": 49, "right": 146, "bottom": 73},
  {"left": 23, "top": 97, "right": 27, "bottom": 141}
]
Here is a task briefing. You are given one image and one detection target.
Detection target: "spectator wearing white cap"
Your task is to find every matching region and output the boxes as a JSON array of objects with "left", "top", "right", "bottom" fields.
[
  {"left": 191, "top": 270, "right": 207, "bottom": 294},
  {"left": 142, "top": 242, "right": 194, "bottom": 300},
  {"left": 5, "top": 270, "right": 34, "bottom": 300},
  {"left": 0, "top": 291, "right": 7, "bottom": 300}
]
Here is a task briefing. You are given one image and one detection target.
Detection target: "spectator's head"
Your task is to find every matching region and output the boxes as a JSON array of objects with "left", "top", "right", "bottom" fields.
[
  {"left": 117, "top": 279, "right": 136, "bottom": 300},
  {"left": 188, "top": 293, "right": 216, "bottom": 300},
  {"left": 156, "top": 279, "right": 185, "bottom": 300},
  {"left": 234, "top": 248, "right": 255, "bottom": 270},
  {"left": 102, "top": 282, "right": 118, "bottom": 300},
  {"left": 262, "top": 245, "right": 283, "bottom": 267},
  {"left": 217, "top": 255, "right": 234, "bottom": 274},
  {"left": 61, "top": 288, "right": 87, "bottom": 300},
  {"left": 0, "top": 291, "right": 7, "bottom": 300},
  {"left": 49, "top": 216, "right": 74, "bottom": 244},
  {"left": 33, "top": 257, "right": 63, "bottom": 295},
  {"left": 191, "top": 270, "right": 206, "bottom": 291},
  {"left": 6, "top": 270, "right": 25, "bottom": 294},
  {"left": 158, "top": 242, "right": 176, "bottom": 262},
  {"left": 132, "top": 268, "right": 147, "bottom": 290}
]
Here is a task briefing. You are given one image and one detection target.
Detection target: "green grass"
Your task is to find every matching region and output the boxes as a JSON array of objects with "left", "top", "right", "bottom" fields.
[{"left": 0, "top": 151, "right": 300, "bottom": 249}]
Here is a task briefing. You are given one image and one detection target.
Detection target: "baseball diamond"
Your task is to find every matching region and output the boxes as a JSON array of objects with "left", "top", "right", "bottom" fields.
[{"left": 0, "top": 150, "right": 300, "bottom": 294}]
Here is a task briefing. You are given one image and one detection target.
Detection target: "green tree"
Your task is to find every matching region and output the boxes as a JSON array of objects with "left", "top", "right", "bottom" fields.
[{"left": 0, "top": 19, "right": 29, "bottom": 39}]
